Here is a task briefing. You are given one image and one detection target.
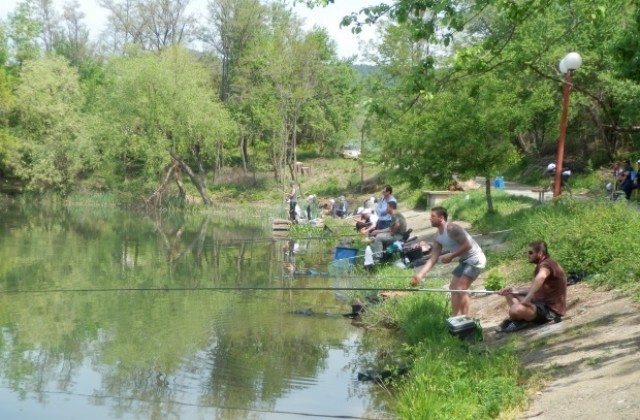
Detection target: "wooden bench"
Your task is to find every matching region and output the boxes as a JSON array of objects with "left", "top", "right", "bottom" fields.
[
  {"left": 295, "top": 162, "right": 311, "bottom": 175},
  {"left": 531, "top": 187, "right": 548, "bottom": 203},
  {"left": 424, "top": 191, "right": 461, "bottom": 208}
]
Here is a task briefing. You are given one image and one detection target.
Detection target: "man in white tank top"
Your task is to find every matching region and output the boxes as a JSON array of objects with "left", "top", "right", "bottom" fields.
[{"left": 411, "top": 206, "right": 486, "bottom": 316}]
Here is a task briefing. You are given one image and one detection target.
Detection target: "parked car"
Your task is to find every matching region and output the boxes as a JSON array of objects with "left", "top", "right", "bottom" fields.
[{"left": 341, "top": 145, "right": 360, "bottom": 159}]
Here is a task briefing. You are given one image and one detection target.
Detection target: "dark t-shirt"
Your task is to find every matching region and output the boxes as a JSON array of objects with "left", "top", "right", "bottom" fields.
[{"left": 533, "top": 257, "right": 567, "bottom": 316}]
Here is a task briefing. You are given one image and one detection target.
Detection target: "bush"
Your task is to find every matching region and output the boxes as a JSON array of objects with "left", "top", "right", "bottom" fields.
[{"left": 484, "top": 271, "right": 506, "bottom": 291}]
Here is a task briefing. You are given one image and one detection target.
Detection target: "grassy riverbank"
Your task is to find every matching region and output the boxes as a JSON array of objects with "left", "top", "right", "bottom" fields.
[{"left": 349, "top": 190, "right": 640, "bottom": 418}]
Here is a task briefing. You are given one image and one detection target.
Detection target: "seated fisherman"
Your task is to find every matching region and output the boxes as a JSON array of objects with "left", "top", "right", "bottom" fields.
[
  {"left": 352, "top": 208, "right": 377, "bottom": 232},
  {"left": 497, "top": 240, "right": 567, "bottom": 333},
  {"left": 371, "top": 201, "right": 407, "bottom": 262},
  {"left": 333, "top": 196, "right": 349, "bottom": 218},
  {"left": 361, "top": 186, "right": 396, "bottom": 235},
  {"left": 321, "top": 199, "right": 335, "bottom": 217}
]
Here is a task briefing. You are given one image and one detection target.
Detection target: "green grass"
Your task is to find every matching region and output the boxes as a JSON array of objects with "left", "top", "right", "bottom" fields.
[
  {"left": 356, "top": 291, "right": 525, "bottom": 419},
  {"left": 353, "top": 187, "right": 640, "bottom": 419}
]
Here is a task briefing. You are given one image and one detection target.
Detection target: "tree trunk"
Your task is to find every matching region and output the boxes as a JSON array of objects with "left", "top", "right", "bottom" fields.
[
  {"left": 240, "top": 134, "right": 248, "bottom": 172},
  {"left": 485, "top": 176, "right": 494, "bottom": 213},
  {"left": 172, "top": 163, "right": 187, "bottom": 201},
  {"left": 190, "top": 144, "right": 208, "bottom": 191},
  {"left": 145, "top": 163, "right": 175, "bottom": 206},
  {"left": 170, "top": 151, "right": 213, "bottom": 205}
]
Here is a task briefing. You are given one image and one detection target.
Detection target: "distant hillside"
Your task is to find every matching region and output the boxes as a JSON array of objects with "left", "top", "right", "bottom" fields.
[{"left": 353, "top": 64, "right": 378, "bottom": 78}]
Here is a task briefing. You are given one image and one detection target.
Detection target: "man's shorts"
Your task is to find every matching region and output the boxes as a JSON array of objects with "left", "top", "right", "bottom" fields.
[
  {"left": 452, "top": 262, "right": 482, "bottom": 280},
  {"left": 532, "top": 301, "right": 561, "bottom": 324}
]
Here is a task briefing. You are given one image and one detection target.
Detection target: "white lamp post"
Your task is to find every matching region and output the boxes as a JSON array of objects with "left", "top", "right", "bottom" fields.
[{"left": 554, "top": 52, "right": 582, "bottom": 197}]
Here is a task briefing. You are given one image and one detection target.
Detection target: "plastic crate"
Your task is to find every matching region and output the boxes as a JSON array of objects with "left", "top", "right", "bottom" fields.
[{"left": 334, "top": 247, "right": 358, "bottom": 265}]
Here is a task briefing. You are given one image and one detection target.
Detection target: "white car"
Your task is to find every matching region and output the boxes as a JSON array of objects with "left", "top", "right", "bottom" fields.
[{"left": 341, "top": 145, "right": 360, "bottom": 159}]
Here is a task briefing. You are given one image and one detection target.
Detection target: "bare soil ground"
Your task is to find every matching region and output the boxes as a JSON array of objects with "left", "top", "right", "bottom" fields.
[{"left": 470, "top": 280, "right": 640, "bottom": 420}]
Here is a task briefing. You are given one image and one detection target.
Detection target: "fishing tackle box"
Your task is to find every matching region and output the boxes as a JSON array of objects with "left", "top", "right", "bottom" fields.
[{"left": 446, "top": 315, "right": 480, "bottom": 342}]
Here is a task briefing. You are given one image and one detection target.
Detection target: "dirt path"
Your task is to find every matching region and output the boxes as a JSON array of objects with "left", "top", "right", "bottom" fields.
[{"left": 471, "top": 282, "right": 640, "bottom": 420}]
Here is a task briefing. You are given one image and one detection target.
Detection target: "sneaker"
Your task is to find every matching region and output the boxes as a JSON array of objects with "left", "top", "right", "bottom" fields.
[
  {"left": 502, "top": 320, "right": 530, "bottom": 333},
  {"left": 497, "top": 319, "right": 512, "bottom": 331}
]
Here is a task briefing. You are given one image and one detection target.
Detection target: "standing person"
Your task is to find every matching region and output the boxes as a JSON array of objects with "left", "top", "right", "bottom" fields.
[
  {"left": 613, "top": 161, "right": 622, "bottom": 189},
  {"left": 497, "top": 240, "right": 567, "bottom": 332},
  {"left": 410, "top": 207, "right": 486, "bottom": 316},
  {"left": 371, "top": 201, "right": 407, "bottom": 262},
  {"left": 284, "top": 181, "right": 297, "bottom": 221},
  {"left": 362, "top": 185, "right": 397, "bottom": 234},
  {"left": 620, "top": 159, "right": 634, "bottom": 200}
]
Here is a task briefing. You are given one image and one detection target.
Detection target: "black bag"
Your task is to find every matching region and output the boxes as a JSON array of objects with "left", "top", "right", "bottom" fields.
[{"left": 567, "top": 272, "right": 585, "bottom": 285}]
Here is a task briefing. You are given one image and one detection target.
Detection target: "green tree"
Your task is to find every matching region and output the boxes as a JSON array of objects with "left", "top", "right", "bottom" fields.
[
  {"left": 0, "top": 22, "right": 8, "bottom": 66},
  {"left": 99, "top": 0, "right": 197, "bottom": 52},
  {"left": 201, "top": 0, "right": 266, "bottom": 102},
  {"left": 98, "top": 46, "right": 236, "bottom": 205},
  {"left": 234, "top": 4, "right": 358, "bottom": 184},
  {"left": 53, "top": 0, "right": 93, "bottom": 68},
  {"left": 7, "top": 1, "right": 42, "bottom": 64},
  {"left": 0, "top": 68, "right": 18, "bottom": 181},
  {"left": 296, "top": 28, "right": 360, "bottom": 154},
  {"left": 13, "top": 56, "right": 92, "bottom": 193}
]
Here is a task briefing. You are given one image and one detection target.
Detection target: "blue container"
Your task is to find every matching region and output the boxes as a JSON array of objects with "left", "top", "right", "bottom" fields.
[
  {"left": 334, "top": 247, "right": 358, "bottom": 265},
  {"left": 494, "top": 176, "right": 504, "bottom": 189}
]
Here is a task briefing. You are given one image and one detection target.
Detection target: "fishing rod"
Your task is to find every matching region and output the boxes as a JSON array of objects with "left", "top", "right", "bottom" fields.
[{"left": 0, "top": 286, "right": 523, "bottom": 295}]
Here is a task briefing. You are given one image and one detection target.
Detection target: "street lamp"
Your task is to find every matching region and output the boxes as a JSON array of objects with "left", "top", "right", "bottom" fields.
[{"left": 553, "top": 52, "right": 582, "bottom": 197}]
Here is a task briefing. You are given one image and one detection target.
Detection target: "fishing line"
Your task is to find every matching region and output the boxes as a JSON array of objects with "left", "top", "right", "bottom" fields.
[
  {"left": 0, "top": 286, "right": 515, "bottom": 295},
  {"left": 0, "top": 385, "right": 380, "bottom": 420},
  {"left": 171, "top": 228, "right": 512, "bottom": 246}
]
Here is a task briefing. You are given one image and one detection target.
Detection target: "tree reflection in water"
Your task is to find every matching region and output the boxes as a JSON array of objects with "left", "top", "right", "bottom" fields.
[{"left": 0, "top": 204, "right": 391, "bottom": 419}]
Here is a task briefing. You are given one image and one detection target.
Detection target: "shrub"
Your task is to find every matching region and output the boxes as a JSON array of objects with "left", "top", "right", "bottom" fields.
[{"left": 484, "top": 271, "right": 506, "bottom": 291}]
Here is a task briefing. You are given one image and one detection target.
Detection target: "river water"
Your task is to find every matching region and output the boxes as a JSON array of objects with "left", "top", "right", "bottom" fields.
[{"left": 0, "top": 203, "right": 392, "bottom": 419}]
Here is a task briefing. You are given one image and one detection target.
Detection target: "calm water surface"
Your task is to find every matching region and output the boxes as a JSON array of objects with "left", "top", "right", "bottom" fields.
[{"left": 0, "top": 204, "right": 392, "bottom": 419}]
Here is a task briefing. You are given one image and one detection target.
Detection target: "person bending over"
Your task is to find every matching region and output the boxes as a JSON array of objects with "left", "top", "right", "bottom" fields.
[
  {"left": 411, "top": 206, "right": 486, "bottom": 316},
  {"left": 497, "top": 240, "right": 567, "bottom": 333}
]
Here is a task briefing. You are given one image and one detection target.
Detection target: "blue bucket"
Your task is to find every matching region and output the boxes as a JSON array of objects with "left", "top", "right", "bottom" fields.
[{"left": 334, "top": 247, "right": 358, "bottom": 265}]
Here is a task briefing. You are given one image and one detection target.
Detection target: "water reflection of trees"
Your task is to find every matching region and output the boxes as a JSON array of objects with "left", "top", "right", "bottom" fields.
[{"left": 0, "top": 205, "right": 362, "bottom": 418}]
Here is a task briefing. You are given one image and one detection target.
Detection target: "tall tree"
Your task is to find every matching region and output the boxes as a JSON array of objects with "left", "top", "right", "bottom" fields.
[
  {"left": 13, "top": 56, "right": 92, "bottom": 193},
  {"left": 296, "top": 28, "right": 359, "bottom": 154},
  {"left": 202, "top": 0, "right": 265, "bottom": 102},
  {"left": 6, "top": 1, "right": 42, "bottom": 65},
  {"left": 100, "top": 0, "right": 196, "bottom": 52},
  {"left": 98, "top": 46, "right": 236, "bottom": 205},
  {"left": 0, "top": 21, "right": 9, "bottom": 66},
  {"left": 29, "top": 0, "right": 60, "bottom": 53},
  {"left": 54, "top": 0, "right": 92, "bottom": 67},
  {"left": 0, "top": 67, "right": 18, "bottom": 180}
]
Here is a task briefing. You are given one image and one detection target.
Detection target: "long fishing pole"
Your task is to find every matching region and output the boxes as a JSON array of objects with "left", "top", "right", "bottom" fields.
[{"left": 0, "top": 286, "right": 523, "bottom": 295}]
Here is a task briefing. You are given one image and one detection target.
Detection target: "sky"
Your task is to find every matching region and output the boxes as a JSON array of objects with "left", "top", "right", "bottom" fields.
[{"left": 0, "top": 0, "right": 379, "bottom": 61}]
